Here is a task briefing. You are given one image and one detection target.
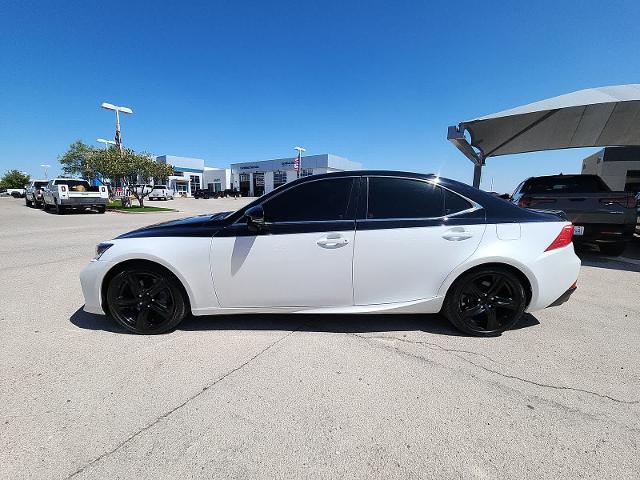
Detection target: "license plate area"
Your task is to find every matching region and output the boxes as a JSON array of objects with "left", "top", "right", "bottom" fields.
[{"left": 573, "top": 226, "right": 584, "bottom": 236}]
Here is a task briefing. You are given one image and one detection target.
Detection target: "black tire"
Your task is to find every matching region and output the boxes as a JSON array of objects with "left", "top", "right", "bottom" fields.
[
  {"left": 42, "top": 201, "right": 49, "bottom": 211},
  {"left": 599, "top": 242, "right": 626, "bottom": 256},
  {"left": 55, "top": 203, "right": 65, "bottom": 214},
  {"left": 442, "top": 267, "right": 527, "bottom": 337},
  {"left": 97, "top": 205, "right": 106, "bottom": 214},
  {"left": 106, "top": 263, "right": 188, "bottom": 334},
  {"left": 26, "top": 198, "right": 33, "bottom": 207}
]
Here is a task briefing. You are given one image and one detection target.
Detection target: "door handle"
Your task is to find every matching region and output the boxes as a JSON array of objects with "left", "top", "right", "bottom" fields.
[
  {"left": 442, "top": 227, "right": 473, "bottom": 241},
  {"left": 317, "top": 234, "right": 349, "bottom": 249}
]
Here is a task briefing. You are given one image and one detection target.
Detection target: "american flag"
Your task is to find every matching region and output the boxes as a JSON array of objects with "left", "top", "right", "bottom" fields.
[{"left": 293, "top": 150, "right": 301, "bottom": 172}]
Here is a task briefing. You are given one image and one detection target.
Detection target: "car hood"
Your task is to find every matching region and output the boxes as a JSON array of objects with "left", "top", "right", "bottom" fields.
[{"left": 116, "top": 212, "right": 233, "bottom": 239}]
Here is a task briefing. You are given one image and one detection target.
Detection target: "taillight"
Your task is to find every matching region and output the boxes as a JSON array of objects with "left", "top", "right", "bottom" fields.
[
  {"left": 519, "top": 197, "right": 556, "bottom": 208},
  {"left": 545, "top": 224, "right": 574, "bottom": 252},
  {"left": 599, "top": 196, "right": 636, "bottom": 208}
]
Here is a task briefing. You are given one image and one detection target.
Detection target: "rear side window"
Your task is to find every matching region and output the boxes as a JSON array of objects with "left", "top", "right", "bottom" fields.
[
  {"left": 444, "top": 189, "right": 472, "bottom": 215},
  {"left": 263, "top": 178, "right": 355, "bottom": 222},
  {"left": 524, "top": 176, "right": 610, "bottom": 194},
  {"left": 367, "top": 177, "right": 444, "bottom": 219}
]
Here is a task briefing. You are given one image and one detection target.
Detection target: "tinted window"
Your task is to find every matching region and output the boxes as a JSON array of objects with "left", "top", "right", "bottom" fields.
[
  {"left": 367, "top": 177, "right": 444, "bottom": 219},
  {"left": 444, "top": 189, "right": 472, "bottom": 215},
  {"left": 263, "top": 178, "right": 355, "bottom": 222},
  {"left": 34, "top": 181, "right": 48, "bottom": 188},
  {"left": 523, "top": 176, "right": 610, "bottom": 194}
]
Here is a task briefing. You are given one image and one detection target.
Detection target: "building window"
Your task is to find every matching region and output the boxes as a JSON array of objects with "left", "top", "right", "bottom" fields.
[
  {"left": 301, "top": 169, "right": 314, "bottom": 177},
  {"left": 273, "top": 171, "right": 287, "bottom": 188},
  {"left": 189, "top": 175, "right": 201, "bottom": 193}
]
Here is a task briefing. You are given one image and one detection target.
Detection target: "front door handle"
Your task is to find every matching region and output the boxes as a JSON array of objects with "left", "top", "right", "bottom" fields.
[
  {"left": 442, "top": 227, "right": 473, "bottom": 241},
  {"left": 317, "top": 234, "right": 349, "bottom": 249}
]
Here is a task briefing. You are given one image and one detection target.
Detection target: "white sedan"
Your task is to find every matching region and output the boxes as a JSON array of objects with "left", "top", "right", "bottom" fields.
[{"left": 80, "top": 171, "right": 581, "bottom": 336}]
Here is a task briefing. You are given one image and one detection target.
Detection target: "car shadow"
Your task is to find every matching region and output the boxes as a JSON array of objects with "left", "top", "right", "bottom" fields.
[
  {"left": 69, "top": 307, "right": 540, "bottom": 336},
  {"left": 576, "top": 243, "right": 640, "bottom": 273}
]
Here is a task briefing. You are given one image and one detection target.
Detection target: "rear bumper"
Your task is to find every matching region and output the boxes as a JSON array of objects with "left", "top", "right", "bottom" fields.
[
  {"left": 61, "top": 197, "right": 108, "bottom": 206},
  {"left": 547, "top": 285, "right": 577, "bottom": 308},
  {"left": 572, "top": 223, "right": 635, "bottom": 243}
]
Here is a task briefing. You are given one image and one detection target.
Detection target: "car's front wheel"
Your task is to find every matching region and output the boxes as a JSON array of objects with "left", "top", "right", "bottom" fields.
[
  {"left": 106, "top": 264, "right": 188, "bottom": 334},
  {"left": 442, "top": 267, "right": 527, "bottom": 337}
]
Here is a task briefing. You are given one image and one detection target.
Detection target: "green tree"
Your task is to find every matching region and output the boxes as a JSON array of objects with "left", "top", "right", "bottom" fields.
[
  {"left": 0, "top": 170, "right": 31, "bottom": 189},
  {"left": 87, "top": 148, "right": 173, "bottom": 207},
  {"left": 58, "top": 141, "right": 98, "bottom": 179}
]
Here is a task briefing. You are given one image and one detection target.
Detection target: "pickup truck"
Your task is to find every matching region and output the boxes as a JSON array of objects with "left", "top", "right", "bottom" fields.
[
  {"left": 511, "top": 174, "right": 637, "bottom": 256},
  {"left": 25, "top": 180, "right": 48, "bottom": 208},
  {"left": 42, "top": 178, "right": 109, "bottom": 214}
]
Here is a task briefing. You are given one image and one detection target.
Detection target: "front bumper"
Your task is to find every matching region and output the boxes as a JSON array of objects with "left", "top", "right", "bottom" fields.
[{"left": 79, "top": 260, "right": 112, "bottom": 314}]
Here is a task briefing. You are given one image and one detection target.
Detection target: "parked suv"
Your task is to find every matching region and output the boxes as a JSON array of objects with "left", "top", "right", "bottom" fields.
[
  {"left": 511, "top": 174, "right": 636, "bottom": 255},
  {"left": 42, "top": 178, "right": 109, "bottom": 214},
  {"left": 25, "top": 180, "right": 48, "bottom": 208}
]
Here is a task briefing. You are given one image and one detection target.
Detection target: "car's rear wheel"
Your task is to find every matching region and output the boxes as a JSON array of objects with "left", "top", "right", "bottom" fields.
[
  {"left": 599, "top": 242, "right": 626, "bottom": 256},
  {"left": 442, "top": 267, "right": 527, "bottom": 337},
  {"left": 25, "top": 198, "right": 33, "bottom": 207},
  {"left": 55, "top": 203, "right": 65, "bottom": 214},
  {"left": 106, "top": 264, "right": 188, "bottom": 334}
]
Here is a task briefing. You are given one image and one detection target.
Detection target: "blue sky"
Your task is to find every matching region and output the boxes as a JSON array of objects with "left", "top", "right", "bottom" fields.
[{"left": 2, "top": 0, "right": 639, "bottom": 192}]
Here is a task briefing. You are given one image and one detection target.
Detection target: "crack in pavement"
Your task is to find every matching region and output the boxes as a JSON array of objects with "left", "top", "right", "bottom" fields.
[
  {"left": 353, "top": 334, "right": 640, "bottom": 405},
  {"left": 357, "top": 334, "right": 508, "bottom": 366},
  {"left": 65, "top": 328, "right": 298, "bottom": 479}
]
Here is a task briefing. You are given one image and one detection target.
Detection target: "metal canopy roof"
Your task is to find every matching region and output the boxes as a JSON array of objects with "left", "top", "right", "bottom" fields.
[{"left": 448, "top": 84, "right": 640, "bottom": 187}]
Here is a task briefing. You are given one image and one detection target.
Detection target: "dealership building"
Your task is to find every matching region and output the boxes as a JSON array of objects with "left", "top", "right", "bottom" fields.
[
  {"left": 156, "top": 155, "right": 230, "bottom": 196},
  {"left": 230, "top": 154, "right": 362, "bottom": 196},
  {"left": 581, "top": 146, "right": 640, "bottom": 192}
]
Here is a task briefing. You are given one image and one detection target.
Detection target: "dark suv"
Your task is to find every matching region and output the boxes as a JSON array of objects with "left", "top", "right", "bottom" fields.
[{"left": 511, "top": 174, "right": 636, "bottom": 256}]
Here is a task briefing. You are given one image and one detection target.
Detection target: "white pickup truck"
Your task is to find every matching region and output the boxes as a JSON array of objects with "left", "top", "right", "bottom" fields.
[{"left": 42, "top": 178, "right": 109, "bottom": 214}]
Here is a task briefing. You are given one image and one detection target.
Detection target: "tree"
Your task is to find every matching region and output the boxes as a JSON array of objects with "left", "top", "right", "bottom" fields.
[
  {"left": 0, "top": 170, "right": 31, "bottom": 189},
  {"left": 87, "top": 148, "right": 173, "bottom": 207},
  {"left": 58, "top": 141, "right": 98, "bottom": 179}
]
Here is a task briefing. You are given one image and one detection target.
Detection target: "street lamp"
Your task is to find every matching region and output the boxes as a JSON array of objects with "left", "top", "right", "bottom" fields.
[
  {"left": 294, "top": 146, "right": 306, "bottom": 178},
  {"left": 97, "top": 138, "right": 117, "bottom": 149},
  {"left": 101, "top": 102, "right": 133, "bottom": 151},
  {"left": 40, "top": 164, "right": 50, "bottom": 179}
]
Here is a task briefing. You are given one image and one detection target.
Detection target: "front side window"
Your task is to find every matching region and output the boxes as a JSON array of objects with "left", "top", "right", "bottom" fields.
[
  {"left": 367, "top": 177, "right": 444, "bottom": 219},
  {"left": 263, "top": 178, "right": 355, "bottom": 223}
]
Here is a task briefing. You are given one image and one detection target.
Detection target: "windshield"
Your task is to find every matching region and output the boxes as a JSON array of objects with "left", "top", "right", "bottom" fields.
[{"left": 34, "top": 181, "right": 48, "bottom": 188}]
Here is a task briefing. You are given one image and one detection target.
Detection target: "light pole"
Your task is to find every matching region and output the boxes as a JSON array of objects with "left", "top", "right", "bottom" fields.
[
  {"left": 97, "top": 138, "right": 117, "bottom": 149},
  {"left": 39, "top": 164, "right": 50, "bottom": 179},
  {"left": 101, "top": 102, "right": 133, "bottom": 151},
  {"left": 294, "top": 146, "right": 306, "bottom": 178}
]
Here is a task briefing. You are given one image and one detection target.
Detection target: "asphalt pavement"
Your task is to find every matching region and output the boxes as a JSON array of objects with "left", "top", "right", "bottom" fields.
[{"left": 1, "top": 196, "right": 639, "bottom": 479}]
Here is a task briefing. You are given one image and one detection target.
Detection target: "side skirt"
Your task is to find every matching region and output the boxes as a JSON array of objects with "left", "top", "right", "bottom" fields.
[{"left": 191, "top": 296, "right": 445, "bottom": 316}]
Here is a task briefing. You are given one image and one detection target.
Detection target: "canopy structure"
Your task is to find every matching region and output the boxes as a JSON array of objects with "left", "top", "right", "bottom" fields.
[{"left": 448, "top": 84, "right": 640, "bottom": 188}]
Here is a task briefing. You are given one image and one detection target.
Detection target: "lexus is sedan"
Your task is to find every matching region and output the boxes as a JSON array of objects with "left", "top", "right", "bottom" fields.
[{"left": 80, "top": 171, "right": 580, "bottom": 337}]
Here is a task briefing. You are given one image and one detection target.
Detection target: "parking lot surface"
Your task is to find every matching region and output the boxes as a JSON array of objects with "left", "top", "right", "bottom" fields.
[{"left": 1, "top": 197, "right": 639, "bottom": 479}]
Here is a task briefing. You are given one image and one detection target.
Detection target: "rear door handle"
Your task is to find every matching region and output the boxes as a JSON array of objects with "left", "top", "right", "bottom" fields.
[
  {"left": 317, "top": 234, "right": 349, "bottom": 249},
  {"left": 442, "top": 227, "right": 473, "bottom": 241}
]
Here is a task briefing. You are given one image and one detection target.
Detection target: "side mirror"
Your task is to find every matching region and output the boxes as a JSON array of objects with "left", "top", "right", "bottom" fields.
[{"left": 245, "top": 205, "right": 265, "bottom": 232}]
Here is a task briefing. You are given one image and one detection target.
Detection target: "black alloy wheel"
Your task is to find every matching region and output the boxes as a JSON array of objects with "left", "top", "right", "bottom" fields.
[
  {"left": 443, "top": 267, "right": 527, "bottom": 336},
  {"left": 106, "top": 265, "right": 187, "bottom": 334}
]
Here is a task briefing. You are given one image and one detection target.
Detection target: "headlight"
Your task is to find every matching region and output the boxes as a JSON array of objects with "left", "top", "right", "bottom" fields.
[{"left": 94, "top": 243, "right": 113, "bottom": 260}]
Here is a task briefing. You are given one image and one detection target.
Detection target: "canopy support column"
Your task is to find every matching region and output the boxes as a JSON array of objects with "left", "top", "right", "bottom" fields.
[{"left": 447, "top": 125, "right": 485, "bottom": 188}]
